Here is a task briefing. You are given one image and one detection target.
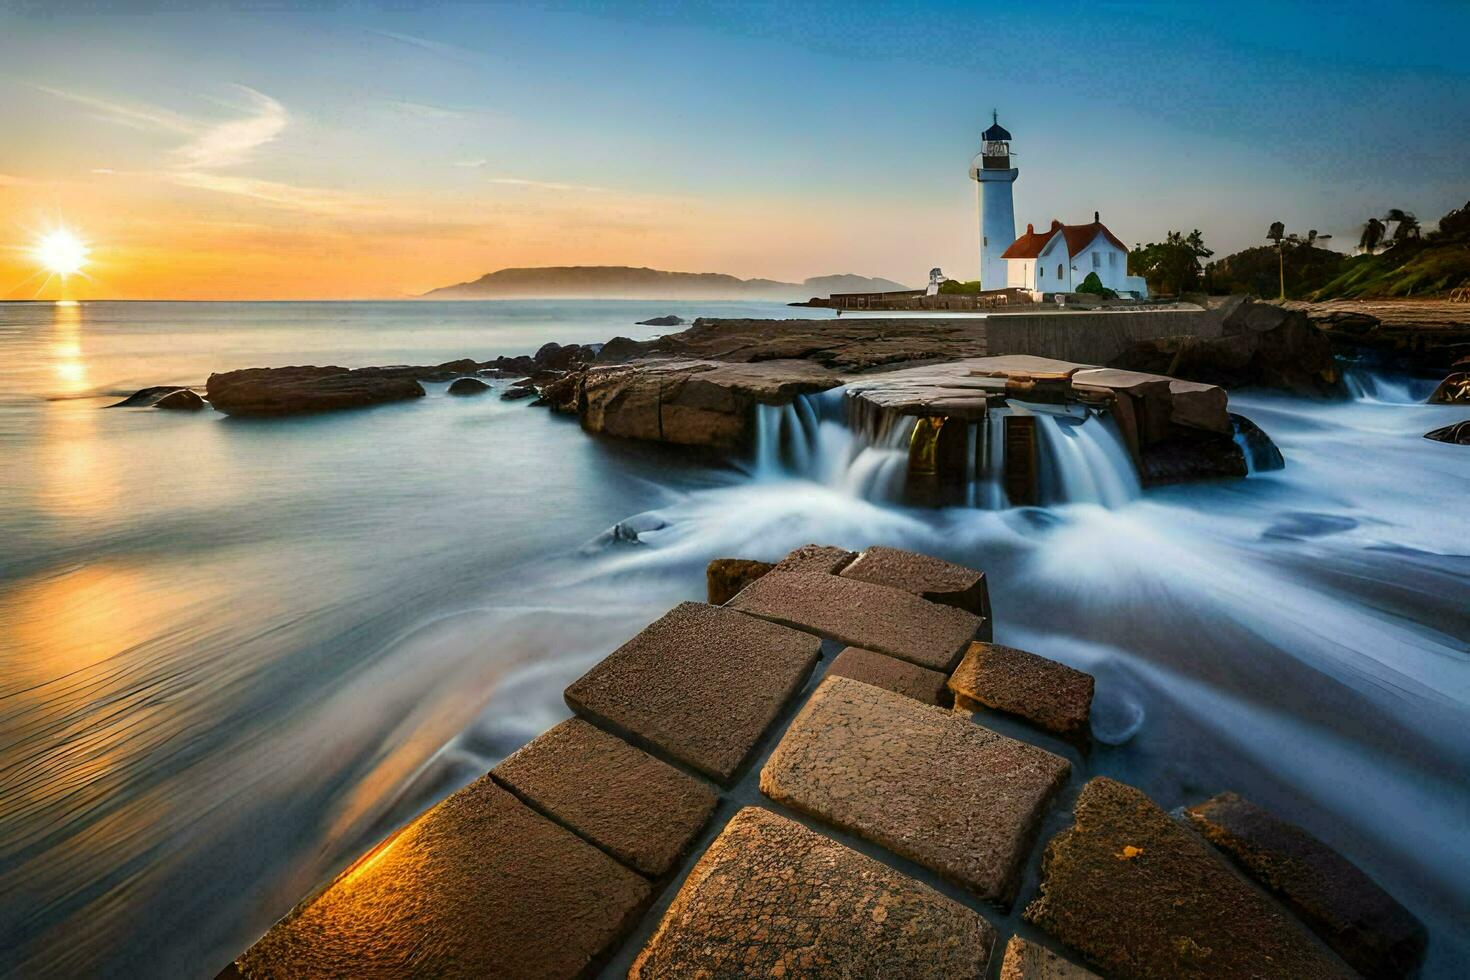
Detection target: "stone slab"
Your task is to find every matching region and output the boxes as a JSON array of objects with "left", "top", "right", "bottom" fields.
[
  {"left": 840, "top": 544, "right": 991, "bottom": 623},
  {"left": 704, "top": 557, "right": 774, "bottom": 605},
  {"left": 761, "top": 676, "right": 1070, "bottom": 906},
  {"left": 234, "top": 776, "right": 649, "bottom": 979},
  {"left": 730, "top": 570, "right": 980, "bottom": 672},
  {"left": 1024, "top": 777, "right": 1355, "bottom": 979},
  {"left": 563, "top": 602, "right": 820, "bottom": 783},
  {"left": 827, "top": 646, "right": 950, "bottom": 706},
  {"left": 629, "top": 806, "right": 994, "bottom": 979},
  {"left": 491, "top": 718, "right": 718, "bottom": 877},
  {"left": 948, "top": 642, "right": 1094, "bottom": 746},
  {"left": 771, "top": 542, "right": 856, "bottom": 574},
  {"left": 1185, "top": 792, "right": 1427, "bottom": 980},
  {"left": 1000, "top": 936, "right": 1101, "bottom": 979}
]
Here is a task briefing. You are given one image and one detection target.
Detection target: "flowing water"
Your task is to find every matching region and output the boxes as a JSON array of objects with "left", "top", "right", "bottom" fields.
[{"left": 1, "top": 301, "right": 1467, "bottom": 977}]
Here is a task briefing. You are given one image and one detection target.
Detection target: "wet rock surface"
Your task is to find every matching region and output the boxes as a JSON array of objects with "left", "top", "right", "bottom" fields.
[
  {"left": 948, "top": 641, "right": 1094, "bottom": 746},
  {"left": 826, "top": 646, "right": 951, "bottom": 706},
  {"left": 629, "top": 807, "right": 994, "bottom": 979},
  {"left": 1000, "top": 936, "right": 1101, "bottom": 979},
  {"left": 1025, "top": 777, "right": 1355, "bottom": 979},
  {"left": 206, "top": 365, "right": 427, "bottom": 416},
  {"left": 840, "top": 545, "right": 990, "bottom": 622},
  {"left": 1424, "top": 419, "right": 1470, "bottom": 444},
  {"left": 704, "top": 558, "right": 775, "bottom": 605},
  {"left": 491, "top": 718, "right": 718, "bottom": 878},
  {"left": 730, "top": 570, "right": 980, "bottom": 671},
  {"left": 563, "top": 602, "right": 819, "bottom": 783},
  {"left": 107, "top": 385, "right": 199, "bottom": 408},
  {"left": 447, "top": 376, "right": 490, "bottom": 395},
  {"left": 1428, "top": 370, "right": 1469, "bottom": 403},
  {"left": 761, "top": 676, "right": 1070, "bottom": 906},
  {"left": 1185, "top": 791, "right": 1428, "bottom": 979},
  {"left": 234, "top": 775, "right": 649, "bottom": 979},
  {"left": 154, "top": 388, "right": 207, "bottom": 410}
]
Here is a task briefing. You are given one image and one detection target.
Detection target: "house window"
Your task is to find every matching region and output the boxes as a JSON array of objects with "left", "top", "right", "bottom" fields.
[
  {"left": 1039, "top": 265, "right": 1044, "bottom": 279},
  {"left": 1057, "top": 263, "right": 1064, "bottom": 280},
  {"left": 1092, "top": 252, "right": 1101, "bottom": 269},
  {"left": 1110, "top": 252, "right": 1117, "bottom": 268}
]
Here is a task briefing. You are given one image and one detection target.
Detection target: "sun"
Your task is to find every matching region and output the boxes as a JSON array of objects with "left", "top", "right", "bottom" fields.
[{"left": 34, "top": 228, "right": 90, "bottom": 277}]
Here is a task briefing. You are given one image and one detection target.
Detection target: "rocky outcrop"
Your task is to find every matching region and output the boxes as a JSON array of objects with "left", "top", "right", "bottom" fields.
[
  {"left": 1429, "top": 371, "right": 1469, "bottom": 403},
  {"left": 1107, "top": 299, "right": 1343, "bottom": 397},
  {"left": 578, "top": 358, "right": 842, "bottom": 449},
  {"left": 154, "top": 388, "right": 206, "bottom": 410},
  {"left": 1289, "top": 298, "right": 1470, "bottom": 372},
  {"left": 108, "top": 385, "right": 199, "bottom": 408},
  {"left": 636, "top": 315, "right": 685, "bottom": 326},
  {"left": 948, "top": 641, "right": 1094, "bottom": 747},
  {"left": 447, "top": 377, "right": 490, "bottom": 396},
  {"left": 1424, "top": 419, "right": 1470, "bottom": 444},
  {"left": 206, "top": 366, "right": 426, "bottom": 416}
]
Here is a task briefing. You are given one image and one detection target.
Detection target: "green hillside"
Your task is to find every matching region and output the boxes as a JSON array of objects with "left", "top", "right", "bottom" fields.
[{"left": 1312, "top": 200, "right": 1470, "bottom": 299}]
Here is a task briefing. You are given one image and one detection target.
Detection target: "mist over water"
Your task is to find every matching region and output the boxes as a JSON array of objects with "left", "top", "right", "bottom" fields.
[{"left": 1, "top": 301, "right": 1467, "bottom": 977}]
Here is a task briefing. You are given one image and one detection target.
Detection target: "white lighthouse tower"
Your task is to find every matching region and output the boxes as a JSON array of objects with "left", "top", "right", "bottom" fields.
[{"left": 969, "top": 111, "right": 1019, "bottom": 290}]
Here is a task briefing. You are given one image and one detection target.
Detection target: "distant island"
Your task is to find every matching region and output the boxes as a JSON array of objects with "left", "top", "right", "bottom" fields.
[{"left": 420, "top": 265, "right": 909, "bottom": 300}]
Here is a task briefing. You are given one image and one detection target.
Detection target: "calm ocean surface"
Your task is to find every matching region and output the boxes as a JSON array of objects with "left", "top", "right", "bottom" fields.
[{"left": 1, "top": 300, "right": 1467, "bottom": 977}]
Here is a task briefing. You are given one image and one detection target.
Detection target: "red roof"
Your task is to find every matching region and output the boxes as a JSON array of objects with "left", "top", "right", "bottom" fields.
[{"left": 1001, "top": 218, "right": 1128, "bottom": 260}]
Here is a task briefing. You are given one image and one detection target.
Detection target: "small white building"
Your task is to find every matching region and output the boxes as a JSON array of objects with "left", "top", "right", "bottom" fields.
[{"left": 1001, "top": 214, "right": 1148, "bottom": 298}]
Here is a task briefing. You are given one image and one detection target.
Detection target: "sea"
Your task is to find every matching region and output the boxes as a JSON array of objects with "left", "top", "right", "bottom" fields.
[{"left": 0, "top": 299, "right": 1467, "bottom": 977}]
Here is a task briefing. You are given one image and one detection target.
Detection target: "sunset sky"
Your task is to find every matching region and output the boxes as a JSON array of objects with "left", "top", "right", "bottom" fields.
[{"left": 2, "top": 1, "right": 1467, "bottom": 300}]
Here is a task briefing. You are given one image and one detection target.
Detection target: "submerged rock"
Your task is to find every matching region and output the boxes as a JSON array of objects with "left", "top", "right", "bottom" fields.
[
  {"left": 154, "top": 388, "right": 207, "bottom": 410},
  {"left": 1424, "top": 419, "right": 1470, "bottom": 444},
  {"left": 206, "top": 366, "right": 425, "bottom": 416},
  {"left": 446, "top": 377, "right": 490, "bottom": 396},
  {"left": 1139, "top": 432, "right": 1247, "bottom": 486}
]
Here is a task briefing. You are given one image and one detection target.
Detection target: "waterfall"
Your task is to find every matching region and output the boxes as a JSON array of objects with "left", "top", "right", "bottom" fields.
[
  {"left": 749, "top": 388, "right": 1145, "bottom": 509},
  {"left": 1341, "top": 365, "right": 1434, "bottom": 405},
  {"left": 1032, "top": 408, "right": 1141, "bottom": 508}
]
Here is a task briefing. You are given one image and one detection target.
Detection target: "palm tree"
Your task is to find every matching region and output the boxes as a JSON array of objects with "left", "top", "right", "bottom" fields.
[
  {"left": 1359, "top": 218, "right": 1386, "bottom": 254},
  {"left": 1265, "top": 222, "right": 1330, "bottom": 299},
  {"left": 1385, "top": 209, "right": 1421, "bottom": 242}
]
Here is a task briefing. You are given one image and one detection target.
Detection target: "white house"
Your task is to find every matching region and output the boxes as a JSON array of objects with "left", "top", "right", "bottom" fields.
[{"left": 1001, "top": 214, "right": 1149, "bottom": 298}]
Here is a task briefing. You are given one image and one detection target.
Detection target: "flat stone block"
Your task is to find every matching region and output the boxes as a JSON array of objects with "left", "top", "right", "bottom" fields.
[
  {"left": 761, "top": 676, "right": 1070, "bottom": 906},
  {"left": 730, "top": 571, "right": 980, "bottom": 672},
  {"left": 827, "top": 646, "right": 949, "bottom": 706},
  {"left": 948, "top": 642, "right": 1094, "bottom": 746},
  {"left": 1185, "top": 791, "right": 1427, "bottom": 980},
  {"left": 840, "top": 544, "right": 991, "bottom": 622},
  {"left": 235, "top": 776, "right": 649, "bottom": 979},
  {"left": 1000, "top": 936, "right": 1101, "bottom": 979},
  {"left": 491, "top": 718, "right": 718, "bottom": 877},
  {"left": 629, "top": 807, "right": 994, "bottom": 979},
  {"left": 564, "top": 602, "right": 820, "bottom": 783},
  {"left": 1024, "top": 777, "right": 1355, "bottom": 979},
  {"left": 772, "top": 542, "right": 856, "bottom": 574},
  {"left": 705, "top": 557, "right": 774, "bottom": 605}
]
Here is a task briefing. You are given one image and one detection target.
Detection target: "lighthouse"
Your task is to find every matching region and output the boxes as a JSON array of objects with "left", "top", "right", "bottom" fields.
[{"left": 969, "top": 111, "right": 1019, "bottom": 290}]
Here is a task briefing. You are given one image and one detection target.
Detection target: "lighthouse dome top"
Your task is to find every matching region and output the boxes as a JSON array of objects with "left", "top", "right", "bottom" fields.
[{"left": 981, "top": 120, "right": 1011, "bottom": 142}]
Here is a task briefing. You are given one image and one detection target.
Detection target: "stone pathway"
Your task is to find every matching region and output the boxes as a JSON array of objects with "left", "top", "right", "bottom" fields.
[{"left": 228, "top": 544, "right": 1427, "bottom": 979}]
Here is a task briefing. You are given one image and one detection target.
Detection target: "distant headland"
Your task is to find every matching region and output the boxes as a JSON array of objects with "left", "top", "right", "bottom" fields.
[{"left": 419, "top": 266, "right": 909, "bottom": 300}]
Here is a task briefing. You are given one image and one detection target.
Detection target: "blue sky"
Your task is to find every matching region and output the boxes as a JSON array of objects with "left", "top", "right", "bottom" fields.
[{"left": 2, "top": 0, "right": 1467, "bottom": 297}]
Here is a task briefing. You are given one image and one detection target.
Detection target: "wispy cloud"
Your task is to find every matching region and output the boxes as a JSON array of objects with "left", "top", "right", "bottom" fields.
[
  {"left": 370, "top": 29, "right": 481, "bottom": 61},
  {"left": 175, "top": 86, "right": 287, "bottom": 169},
  {"left": 169, "top": 172, "right": 379, "bottom": 217},
  {"left": 387, "top": 99, "right": 466, "bottom": 120},
  {"left": 488, "top": 176, "right": 607, "bottom": 193},
  {"left": 34, "top": 85, "right": 197, "bottom": 135}
]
